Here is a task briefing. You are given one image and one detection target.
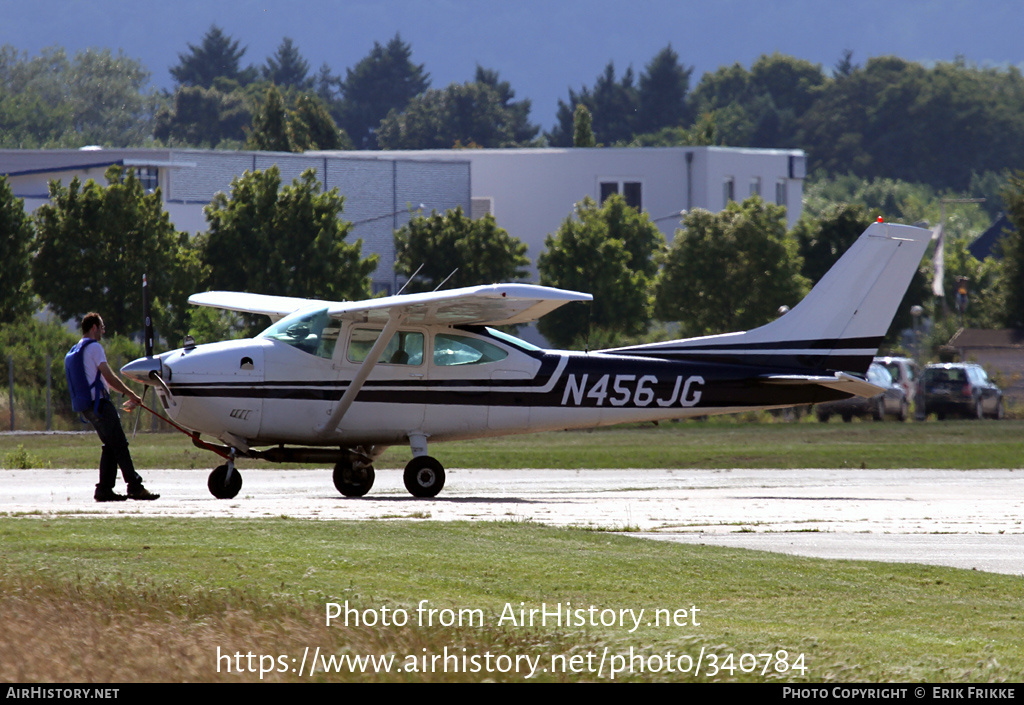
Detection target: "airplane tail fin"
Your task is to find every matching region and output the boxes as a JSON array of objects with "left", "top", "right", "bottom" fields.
[{"left": 607, "top": 221, "right": 931, "bottom": 374}]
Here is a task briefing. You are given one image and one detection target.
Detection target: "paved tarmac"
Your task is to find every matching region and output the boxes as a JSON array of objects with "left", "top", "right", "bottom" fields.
[{"left": 3, "top": 466, "right": 1022, "bottom": 575}]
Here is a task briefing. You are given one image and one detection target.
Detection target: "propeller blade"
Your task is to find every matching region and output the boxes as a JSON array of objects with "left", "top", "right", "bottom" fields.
[{"left": 143, "top": 273, "right": 154, "bottom": 358}]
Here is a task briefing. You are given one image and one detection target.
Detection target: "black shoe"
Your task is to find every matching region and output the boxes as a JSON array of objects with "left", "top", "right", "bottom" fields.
[
  {"left": 95, "top": 487, "right": 128, "bottom": 502},
  {"left": 127, "top": 485, "right": 160, "bottom": 501}
]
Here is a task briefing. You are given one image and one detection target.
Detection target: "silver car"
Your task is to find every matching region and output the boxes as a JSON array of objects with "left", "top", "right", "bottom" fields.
[{"left": 816, "top": 363, "right": 909, "bottom": 422}]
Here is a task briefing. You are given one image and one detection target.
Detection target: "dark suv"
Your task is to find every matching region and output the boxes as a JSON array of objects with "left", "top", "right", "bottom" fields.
[{"left": 921, "top": 363, "right": 1004, "bottom": 420}]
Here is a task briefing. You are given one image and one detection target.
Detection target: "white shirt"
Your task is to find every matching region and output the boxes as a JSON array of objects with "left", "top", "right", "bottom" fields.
[{"left": 81, "top": 339, "right": 111, "bottom": 399}]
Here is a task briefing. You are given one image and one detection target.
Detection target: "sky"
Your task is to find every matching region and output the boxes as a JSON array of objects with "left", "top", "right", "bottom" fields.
[{"left": 3, "top": 0, "right": 1024, "bottom": 131}]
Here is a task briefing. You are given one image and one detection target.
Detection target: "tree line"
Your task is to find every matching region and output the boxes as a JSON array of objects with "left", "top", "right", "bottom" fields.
[
  {"left": 6, "top": 163, "right": 1023, "bottom": 347},
  {"left": 5, "top": 28, "right": 1024, "bottom": 199}
]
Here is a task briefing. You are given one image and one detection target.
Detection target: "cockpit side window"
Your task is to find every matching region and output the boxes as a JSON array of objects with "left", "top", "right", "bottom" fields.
[
  {"left": 433, "top": 333, "right": 508, "bottom": 366},
  {"left": 260, "top": 309, "right": 340, "bottom": 359},
  {"left": 347, "top": 328, "right": 424, "bottom": 365}
]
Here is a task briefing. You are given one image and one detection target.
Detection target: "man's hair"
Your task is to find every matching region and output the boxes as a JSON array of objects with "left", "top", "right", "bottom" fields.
[{"left": 82, "top": 312, "right": 103, "bottom": 335}]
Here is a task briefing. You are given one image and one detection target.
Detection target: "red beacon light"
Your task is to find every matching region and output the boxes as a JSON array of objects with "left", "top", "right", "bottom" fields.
[{"left": 877, "top": 216, "right": 884, "bottom": 223}]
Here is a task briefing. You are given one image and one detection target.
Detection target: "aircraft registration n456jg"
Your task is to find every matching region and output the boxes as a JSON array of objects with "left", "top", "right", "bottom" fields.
[{"left": 122, "top": 221, "right": 931, "bottom": 500}]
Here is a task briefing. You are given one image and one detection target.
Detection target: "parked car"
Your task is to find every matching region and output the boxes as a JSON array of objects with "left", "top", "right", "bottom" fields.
[
  {"left": 816, "top": 362, "right": 909, "bottom": 422},
  {"left": 874, "top": 355, "right": 922, "bottom": 404},
  {"left": 920, "top": 363, "right": 1004, "bottom": 420}
]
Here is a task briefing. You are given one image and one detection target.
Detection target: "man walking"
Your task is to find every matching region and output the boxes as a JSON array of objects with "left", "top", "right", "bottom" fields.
[{"left": 66, "top": 312, "right": 160, "bottom": 502}]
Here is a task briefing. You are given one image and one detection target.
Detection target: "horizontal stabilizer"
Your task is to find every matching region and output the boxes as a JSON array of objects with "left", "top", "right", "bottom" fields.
[{"left": 761, "top": 372, "right": 885, "bottom": 398}]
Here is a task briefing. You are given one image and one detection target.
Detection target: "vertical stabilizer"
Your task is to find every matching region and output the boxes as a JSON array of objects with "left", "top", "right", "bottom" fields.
[{"left": 606, "top": 222, "right": 932, "bottom": 373}]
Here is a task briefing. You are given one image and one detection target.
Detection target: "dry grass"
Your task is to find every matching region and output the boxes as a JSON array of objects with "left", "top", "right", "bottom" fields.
[{"left": 0, "top": 581, "right": 584, "bottom": 683}]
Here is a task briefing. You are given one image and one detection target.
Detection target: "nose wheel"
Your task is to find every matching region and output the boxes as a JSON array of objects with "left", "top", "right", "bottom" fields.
[
  {"left": 208, "top": 462, "right": 242, "bottom": 499},
  {"left": 404, "top": 456, "right": 445, "bottom": 497}
]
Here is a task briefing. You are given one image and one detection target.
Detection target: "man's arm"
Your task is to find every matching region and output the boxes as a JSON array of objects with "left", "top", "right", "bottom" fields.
[{"left": 97, "top": 362, "right": 142, "bottom": 407}]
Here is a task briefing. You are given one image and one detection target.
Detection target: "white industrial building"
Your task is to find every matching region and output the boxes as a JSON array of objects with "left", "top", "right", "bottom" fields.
[{"left": 2, "top": 145, "right": 806, "bottom": 292}]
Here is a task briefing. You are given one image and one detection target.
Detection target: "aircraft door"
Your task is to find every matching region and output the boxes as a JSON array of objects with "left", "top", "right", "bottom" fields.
[
  {"left": 333, "top": 326, "right": 427, "bottom": 440},
  {"left": 487, "top": 368, "right": 532, "bottom": 432}
]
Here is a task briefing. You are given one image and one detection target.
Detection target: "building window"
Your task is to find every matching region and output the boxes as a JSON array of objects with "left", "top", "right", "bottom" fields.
[
  {"left": 775, "top": 180, "right": 788, "bottom": 206},
  {"left": 599, "top": 180, "right": 642, "bottom": 209},
  {"left": 723, "top": 177, "right": 735, "bottom": 204},
  {"left": 135, "top": 167, "right": 159, "bottom": 193},
  {"left": 750, "top": 177, "right": 761, "bottom": 197}
]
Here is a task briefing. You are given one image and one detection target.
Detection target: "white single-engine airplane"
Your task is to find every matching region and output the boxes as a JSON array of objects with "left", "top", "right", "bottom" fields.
[{"left": 122, "top": 221, "right": 931, "bottom": 500}]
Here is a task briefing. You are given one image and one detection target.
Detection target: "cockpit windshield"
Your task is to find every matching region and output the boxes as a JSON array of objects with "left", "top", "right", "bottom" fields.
[{"left": 259, "top": 308, "right": 340, "bottom": 359}]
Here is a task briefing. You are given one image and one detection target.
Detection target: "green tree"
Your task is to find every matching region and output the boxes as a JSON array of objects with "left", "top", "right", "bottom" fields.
[
  {"left": 0, "top": 176, "right": 34, "bottom": 323},
  {"left": 0, "top": 45, "right": 156, "bottom": 147},
  {"left": 792, "top": 202, "right": 876, "bottom": 284},
  {"left": 377, "top": 75, "right": 539, "bottom": 149},
  {"left": 245, "top": 85, "right": 349, "bottom": 152},
  {"left": 688, "top": 53, "right": 824, "bottom": 148},
  {"left": 550, "top": 62, "right": 639, "bottom": 147},
  {"left": 262, "top": 37, "right": 312, "bottom": 90},
  {"left": 170, "top": 25, "right": 256, "bottom": 89},
  {"left": 153, "top": 84, "right": 250, "bottom": 148},
  {"left": 394, "top": 207, "right": 529, "bottom": 292},
  {"left": 32, "top": 166, "right": 187, "bottom": 336},
  {"left": 572, "top": 103, "right": 596, "bottom": 147},
  {"left": 339, "top": 34, "right": 430, "bottom": 149},
  {"left": 636, "top": 44, "right": 693, "bottom": 134},
  {"left": 999, "top": 172, "right": 1024, "bottom": 328},
  {"left": 655, "top": 197, "right": 810, "bottom": 336},
  {"left": 291, "top": 93, "right": 350, "bottom": 150},
  {"left": 246, "top": 84, "right": 291, "bottom": 151},
  {"left": 537, "top": 195, "right": 664, "bottom": 348},
  {"left": 202, "top": 167, "right": 377, "bottom": 325}
]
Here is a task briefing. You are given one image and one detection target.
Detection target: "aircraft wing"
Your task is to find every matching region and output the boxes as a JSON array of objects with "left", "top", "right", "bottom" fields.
[
  {"left": 327, "top": 283, "right": 592, "bottom": 326},
  {"left": 189, "top": 284, "right": 592, "bottom": 327},
  {"left": 188, "top": 291, "right": 323, "bottom": 322},
  {"left": 760, "top": 372, "right": 885, "bottom": 398}
]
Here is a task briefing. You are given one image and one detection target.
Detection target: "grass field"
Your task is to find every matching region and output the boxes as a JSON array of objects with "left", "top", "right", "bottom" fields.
[
  {"left": 3, "top": 417, "right": 1024, "bottom": 471},
  {"left": 1, "top": 421, "right": 1022, "bottom": 683},
  {"left": 1, "top": 518, "right": 1021, "bottom": 683}
]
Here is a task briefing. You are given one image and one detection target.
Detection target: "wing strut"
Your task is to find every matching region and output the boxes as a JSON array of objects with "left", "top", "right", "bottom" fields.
[{"left": 316, "top": 311, "right": 406, "bottom": 438}]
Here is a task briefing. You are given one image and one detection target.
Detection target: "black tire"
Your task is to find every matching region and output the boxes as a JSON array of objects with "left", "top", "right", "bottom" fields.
[
  {"left": 974, "top": 399, "right": 985, "bottom": 420},
  {"left": 994, "top": 399, "right": 1005, "bottom": 420},
  {"left": 872, "top": 398, "right": 885, "bottom": 421},
  {"left": 208, "top": 464, "right": 242, "bottom": 499},
  {"left": 898, "top": 399, "right": 909, "bottom": 422},
  {"left": 841, "top": 413, "right": 853, "bottom": 423},
  {"left": 333, "top": 460, "right": 375, "bottom": 497},
  {"left": 404, "top": 456, "right": 445, "bottom": 498}
]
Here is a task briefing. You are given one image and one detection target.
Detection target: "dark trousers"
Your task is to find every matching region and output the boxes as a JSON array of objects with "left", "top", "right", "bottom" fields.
[{"left": 83, "top": 399, "right": 144, "bottom": 490}]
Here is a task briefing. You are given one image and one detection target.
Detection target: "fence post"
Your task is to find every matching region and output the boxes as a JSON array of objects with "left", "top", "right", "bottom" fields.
[
  {"left": 7, "top": 355, "right": 13, "bottom": 431},
  {"left": 46, "top": 353, "right": 52, "bottom": 431}
]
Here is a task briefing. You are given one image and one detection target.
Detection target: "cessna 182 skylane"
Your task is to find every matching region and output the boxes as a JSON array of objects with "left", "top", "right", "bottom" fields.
[{"left": 122, "top": 220, "right": 931, "bottom": 500}]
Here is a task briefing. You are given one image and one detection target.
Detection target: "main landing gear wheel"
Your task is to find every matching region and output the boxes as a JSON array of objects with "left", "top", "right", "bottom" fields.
[
  {"left": 208, "top": 464, "right": 242, "bottom": 499},
  {"left": 404, "top": 456, "right": 445, "bottom": 498},
  {"left": 333, "top": 459, "right": 375, "bottom": 497}
]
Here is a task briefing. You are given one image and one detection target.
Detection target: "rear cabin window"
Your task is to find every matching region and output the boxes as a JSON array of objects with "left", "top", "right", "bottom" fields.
[{"left": 433, "top": 333, "right": 508, "bottom": 366}]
